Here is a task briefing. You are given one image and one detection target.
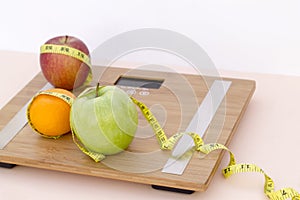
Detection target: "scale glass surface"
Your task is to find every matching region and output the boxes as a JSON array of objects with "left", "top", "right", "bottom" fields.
[{"left": 0, "top": 65, "right": 255, "bottom": 192}]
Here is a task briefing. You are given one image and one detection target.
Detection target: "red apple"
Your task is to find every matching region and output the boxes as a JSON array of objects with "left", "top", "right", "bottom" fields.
[{"left": 40, "top": 35, "right": 91, "bottom": 90}]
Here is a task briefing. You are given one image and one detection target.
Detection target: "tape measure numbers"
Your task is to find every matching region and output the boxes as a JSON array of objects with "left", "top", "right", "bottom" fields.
[
  {"left": 40, "top": 44, "right": 93, "bottom": 85},
  {"left": 133, "top": 98, "right": 300, "bottom": 200},
  {"left": 71, "top": 87, "right": 300, "bottom": 200},
  {"left": 163, "top": 80, "right": 231, "bottom": 175},
  {"left": 40, "top": 44, "right": 92, "bottom": 68},
  {"left": 36, "top": 90, "right": 74, "bottom": 105},
  {"left": 2, "top": 77, "right": 298, "bottom": 199},
  {"left": 1, "top": 43, "right": 92, "bottom": 147}
]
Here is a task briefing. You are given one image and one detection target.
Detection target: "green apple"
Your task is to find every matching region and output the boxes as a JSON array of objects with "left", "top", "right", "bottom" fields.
[{"left": 70, "top": 85, "right": 138, "bottom": 156}]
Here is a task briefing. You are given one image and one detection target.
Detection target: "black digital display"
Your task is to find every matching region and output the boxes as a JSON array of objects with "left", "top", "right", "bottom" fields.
[{"left": 115, "top": 76, "right": 164, "bottom": 89}]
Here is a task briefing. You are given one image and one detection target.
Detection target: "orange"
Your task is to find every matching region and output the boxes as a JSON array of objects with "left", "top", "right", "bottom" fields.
[{"left": 27, "top": 88, "right": 76, "bottom": 138}]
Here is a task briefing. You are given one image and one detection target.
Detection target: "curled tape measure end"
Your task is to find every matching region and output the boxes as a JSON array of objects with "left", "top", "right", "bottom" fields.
[{"left": 130, "top": 96, "right": 300, "bottom": 200}]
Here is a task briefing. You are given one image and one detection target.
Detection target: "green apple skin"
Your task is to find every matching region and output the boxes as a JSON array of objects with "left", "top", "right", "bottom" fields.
[{"left": 70, "top": 86, "right": 138, "bottom": 155}]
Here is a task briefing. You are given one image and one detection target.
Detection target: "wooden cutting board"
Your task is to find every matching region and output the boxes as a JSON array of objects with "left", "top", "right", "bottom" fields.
[{"left": 0, "top": 66, "right": 255, "bottom": 192}]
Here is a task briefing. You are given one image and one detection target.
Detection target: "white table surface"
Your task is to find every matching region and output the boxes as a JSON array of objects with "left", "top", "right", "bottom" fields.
[{"left": 1, "top": 51, "right": 300, "bottom": 200}]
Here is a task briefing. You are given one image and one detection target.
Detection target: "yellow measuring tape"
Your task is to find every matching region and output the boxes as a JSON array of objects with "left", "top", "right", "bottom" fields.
[
  {"left": 40, "top": 44, "right": 92, "bottom": 68},
  {"left": 40, "top": 44, "right": 93, "bottom": 86},
  {"left": 39, "top": 42, "right": 299, "bottom": 199},
  {"left": 131, "top": 96, "right": 300, "bottom": 200},
  {"left": 71, "top": 91, "right": 300, "bottom": 199}
]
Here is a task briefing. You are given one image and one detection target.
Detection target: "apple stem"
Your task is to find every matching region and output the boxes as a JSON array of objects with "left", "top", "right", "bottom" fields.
[
  {"left": 96, "top": 82, "right": 100, "bottom": 97},
  {"left": 64, "top": 35, "right": 68, "bottom": 43}
]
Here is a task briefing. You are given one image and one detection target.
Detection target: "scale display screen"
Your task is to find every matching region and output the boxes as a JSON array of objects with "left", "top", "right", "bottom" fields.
[{"left": 115, "top": 76, "right": 164, "bottom": 89}]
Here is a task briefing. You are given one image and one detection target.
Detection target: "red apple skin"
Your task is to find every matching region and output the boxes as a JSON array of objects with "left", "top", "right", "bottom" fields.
[{"left": 40, "top": 36, "right": 90, "bottom": 90}]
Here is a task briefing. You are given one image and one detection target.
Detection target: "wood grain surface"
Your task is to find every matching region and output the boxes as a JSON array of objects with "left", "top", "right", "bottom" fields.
[{"left": 0, "top": 66, "right": 255, "bottom": 191}]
